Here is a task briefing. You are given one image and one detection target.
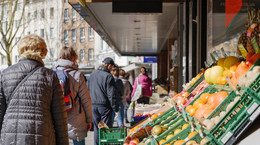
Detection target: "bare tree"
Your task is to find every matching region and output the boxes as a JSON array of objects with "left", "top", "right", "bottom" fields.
[{"left": 0, "top": 0, "right": 29, "bottom": 66}]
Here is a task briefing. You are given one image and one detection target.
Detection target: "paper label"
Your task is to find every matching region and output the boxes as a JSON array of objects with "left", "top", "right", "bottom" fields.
[
  {"left": 247, "top": 102, "right": 258, "bottom": 115},
  {"left": 251, "top": 37, "right": 260, "bottom": 53},
  {"left": 250, "top": 106, "right": 260, "bottom": 121},
  {"left": 238, "top": 44, "right": 248, "bottom": 59},
  {"left": 221, "top": 131, "right": 233, "bottom": 144}
]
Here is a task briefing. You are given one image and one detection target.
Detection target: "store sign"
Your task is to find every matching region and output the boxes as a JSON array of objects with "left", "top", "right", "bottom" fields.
[
  {"left": 225, "top": 0, "right": 242, "bottom": 29},
  {"left": 144, "top": 56, "right": 157, "bottom": 63}
]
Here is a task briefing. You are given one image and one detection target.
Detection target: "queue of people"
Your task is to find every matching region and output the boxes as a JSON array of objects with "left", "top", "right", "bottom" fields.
[{"left": 0, "top": 34, "right": 153, "bottom": 145}]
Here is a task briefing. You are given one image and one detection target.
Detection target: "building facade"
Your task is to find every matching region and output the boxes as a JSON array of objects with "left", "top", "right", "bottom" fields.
[{"left": 62, "top": 0, "right": 95, "bottom": 69}]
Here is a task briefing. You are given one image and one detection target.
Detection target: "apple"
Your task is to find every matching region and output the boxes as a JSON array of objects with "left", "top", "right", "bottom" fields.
[{"left": 123, "top": 143, "right": 129, "bottom": 145}]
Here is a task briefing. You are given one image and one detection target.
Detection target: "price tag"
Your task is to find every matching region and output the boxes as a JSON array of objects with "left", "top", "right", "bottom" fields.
[
  {"left": 250, "top": 106, "right": 260, "bottom": 121},
  {"left": 251, "top": 37, "right": 260, "bottom": 53},
  {"left": 221, "top": 131, "right": 233, "bottom": 144},
  {"left": 238, "top": 44, "right": 248, "bottom": 59},
  {"left": 247, "top": 102, "right": 258, "bottom": 115}
]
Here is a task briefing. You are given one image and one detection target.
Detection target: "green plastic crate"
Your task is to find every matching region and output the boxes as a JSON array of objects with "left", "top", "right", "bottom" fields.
[
  {"left": 187, "top": 73, "right": 205, "bottom": 93},
  {"left": 207, "top": 91, "right": 239, "bottom": 119},
  {"left": 182, "top": 132, "right": 217, "bottom": 145},
  {"left": 99, "top": 127, "right": 127, "bottom": 145},
  {"left": 153, "top": 107, "right": 177, "bottom": 124},
  {"left": 140, "top": 114, "right": 183, "bottom": 144},
  {"left": 249, "top": 73, "right": 260, "bottom": 96},
  {"left": 161, "top": 124, "right": 191, "bottom": 145},
  {"left": 209, "top": 89, "right": 260, "bottom": 145}
]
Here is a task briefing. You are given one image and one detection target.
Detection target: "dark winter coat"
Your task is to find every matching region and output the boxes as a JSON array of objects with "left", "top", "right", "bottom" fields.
[
  {"left": 87, "top": 65, "right": 118, "bottom": 112},
  {"left": 0, "top": 58, "right": 69, "bottom": 145},
  {"left": 55, "top": 59, "right": 92, "bottom": 141}
]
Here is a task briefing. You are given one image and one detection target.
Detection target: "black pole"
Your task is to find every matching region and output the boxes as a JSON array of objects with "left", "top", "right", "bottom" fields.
[
  {"left": 192, "top": 0, "right": 197, "bottom": 77},
  {"left": 185, "top": 0, "right": 190, "bottom": 82},
  {"left": 200, "top": 0, "right": 207, "bottom": 69}
]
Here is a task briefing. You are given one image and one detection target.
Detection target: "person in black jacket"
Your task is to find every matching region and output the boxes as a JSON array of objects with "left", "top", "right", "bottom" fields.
[
  {"left": 87, "top": 57, "right": 118, "bottom": 145},
  {"left": 111, "top": 65, "right": 125, "bottom": 128}
]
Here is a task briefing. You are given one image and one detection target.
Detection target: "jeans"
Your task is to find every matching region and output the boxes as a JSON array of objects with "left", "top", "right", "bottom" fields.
[
  {"left": 92, "top": 105, "right": 113, "bottom": 145},
  {"left": 117, "top": 101, "right": 124, "bottom": 127},
  {"left": 124, "top": 101, "right": 131, "bottom": 122},
  {"left": 73, "top": 139, "right": 85, "bottom": 145}
]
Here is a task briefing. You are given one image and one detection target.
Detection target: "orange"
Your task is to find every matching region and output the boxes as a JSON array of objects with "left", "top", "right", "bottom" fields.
[
  {"left": 158, "top": 112, "right": 165, "bottom": 116},
  {"left": 217, "top": 76, "right": 227, "bottom": 85},
  {"left": 188, "top": 131, "right": 197, "bottom": 139},
  {"left": 151, "top": 114, "right": 159, "bottom": 120},
  {"left": 187, "top": 107, "right": 196, "bottom": 117},
  {"left": 182, "top": 92, "right": 190, "bottom": 97},
  {"left": 223, "top": 70, "right": 232, "bottom": 78},
  {"left": 159, "top": 139, "right": 166, "bottom": 144},
  {"left": 193, "top": 99, "right": 204, "bottom": 109},
  {"left": 182, "top": 123, "right": 189, "bottom": 130},
  {"left": 185, "top": 105, "right": 193, "bottom": 112},
  {"left": 199, "top": 93, "right": 211, "bottom": 104},
  {"left": 230, "top": 62, "right": 240, "bottom": 72},
  {"left": 166, "top": 134, "right": 174, "bottom": 140},
  {"left": 174, "top": 129, "right": 182, "bottom": 135},
  {"left": 174, "top": 140, "right": 185, "bottom": 145}
]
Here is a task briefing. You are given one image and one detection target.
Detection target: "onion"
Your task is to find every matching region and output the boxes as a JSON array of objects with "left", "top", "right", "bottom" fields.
[
  {"left": 219, "top": 111, "right": 226, "bottom": 119},
  {"left": 176, "top": 97, "right": 186, "bottom": 106},
  {"left": 226, "top": 102, "right": 235, "bottom": 111}
]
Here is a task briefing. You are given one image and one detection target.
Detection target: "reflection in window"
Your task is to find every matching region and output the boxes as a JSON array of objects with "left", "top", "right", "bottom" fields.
[
  {"left": 64, "top": 9, "right": 69, "bottom": 23},
  {"left": 50, "top": 8, "right": 54, "bottom": 18},
  {"left": 72, "top": 9, "right": 76, "bottom": 22},
  {"left": 50, "top": 27, "right": 54, "bottom": 38},
  {"left": 80, "top": 49, "right": 85, "bottom": 61},
  {"left": 64, "top": 30, "right": 68, "bottom": 43},
  {"left": 80, "top": 28, "right": 85, "bottom": 42},
  {"left": 88, "top": 48, "right": 94, "bottom": 60},
  {"left": 40, "top": 29, "right": 44, "bottom": 38},
  {"left": 88, "top": 27, "right": 94, "bottom": 41},
  {"left": 72, "top": 29, "right": 76, "bottom": 43}
]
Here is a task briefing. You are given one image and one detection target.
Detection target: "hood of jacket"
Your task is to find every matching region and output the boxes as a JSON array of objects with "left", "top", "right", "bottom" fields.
[{"left": 55, "top": 59, "right": 79, "bottom": 70}]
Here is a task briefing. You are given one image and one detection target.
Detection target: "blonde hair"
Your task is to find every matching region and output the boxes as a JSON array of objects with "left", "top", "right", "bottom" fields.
[{"left": 18, "top": 34, "right": 47, "bottom": 62}]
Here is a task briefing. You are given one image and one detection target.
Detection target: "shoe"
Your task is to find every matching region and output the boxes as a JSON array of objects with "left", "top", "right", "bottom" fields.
[{"left": 119, "top": 125, "right": 124, "bottom": 128}]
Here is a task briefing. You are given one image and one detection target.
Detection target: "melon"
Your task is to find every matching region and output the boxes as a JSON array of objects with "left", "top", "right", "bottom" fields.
[{"left": 224, "top": 56, "right": 240, "bottom": 70}]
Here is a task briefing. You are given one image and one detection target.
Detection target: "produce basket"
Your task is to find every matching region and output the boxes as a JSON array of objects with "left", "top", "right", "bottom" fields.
[
  {"left": 139, "top": 113, "right": 182, "bottom": 144},
  {"left": 161, "top": 124, "right": 191, "bottom": 144},
  {"left": 249, "top": 73, "right": 260, "bottom": 96},
  {"left": 99, "top": 127, "right": 127, "bottom": 145},
  {"left": 187, "top": 73, "right": 205, "bottom": 93},
  {"left": 153, "top": 106, "right": 176, "bottom": 124},
  {"left": 208, "top": 89, "right": 260, "bottom": 145},
  {"left": 183, "top": 132, "right": 217, "bottom": 145}
]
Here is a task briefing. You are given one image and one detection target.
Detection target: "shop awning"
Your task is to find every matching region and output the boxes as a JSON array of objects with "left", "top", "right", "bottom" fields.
[
  {"left": 69, "top": 0, "right": 180, "bottom": 56},
  {"left": 122, "top": 64, "right": 139, "bottom": 72}
]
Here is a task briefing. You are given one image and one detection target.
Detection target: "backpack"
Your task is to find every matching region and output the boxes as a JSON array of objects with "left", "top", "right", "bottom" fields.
[{"left": 53, "top": 68, "right": 81, "bottom": 113}]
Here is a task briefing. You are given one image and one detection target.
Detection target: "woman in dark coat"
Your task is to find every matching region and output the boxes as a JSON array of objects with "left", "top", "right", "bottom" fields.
[{"left": 0, "top": 34, "right": 69, "bottom": 145}]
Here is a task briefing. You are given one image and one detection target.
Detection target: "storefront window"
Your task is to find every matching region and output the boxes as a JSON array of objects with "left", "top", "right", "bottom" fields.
[{"left": 207, "top": 0, "right": 260, "bottom": 64}]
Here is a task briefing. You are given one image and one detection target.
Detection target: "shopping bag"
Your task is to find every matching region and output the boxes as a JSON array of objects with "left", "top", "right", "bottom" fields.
[{"left": 131, "top": 76, "right": 142, "bottom": 101}]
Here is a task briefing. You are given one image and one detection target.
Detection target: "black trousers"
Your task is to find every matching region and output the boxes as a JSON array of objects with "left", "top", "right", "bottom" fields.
[
  {"left": 137, "top": 96, "right": 150, "bottom": 104},
  {"left": 92, "top": 105, "right": 113, "bottom": 145}
]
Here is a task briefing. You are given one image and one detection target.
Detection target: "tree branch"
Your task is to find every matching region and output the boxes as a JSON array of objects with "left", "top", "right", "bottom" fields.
[{"left": 6, "top": 0, "right": 18, "bottom": 38}]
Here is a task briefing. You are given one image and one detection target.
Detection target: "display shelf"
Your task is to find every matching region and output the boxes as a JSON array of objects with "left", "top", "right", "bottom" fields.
[
  {"left": 208, "top": 89, "right": 260, "bottom": 145},
  {"left": 187, "top": 73, "right": 205, "bottom": 93},
  {"left": 99, "top": 127, "right": 127, "bottom": 145}
]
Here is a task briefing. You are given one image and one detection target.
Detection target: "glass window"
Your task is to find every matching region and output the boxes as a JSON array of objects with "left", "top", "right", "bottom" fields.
[
  {"left": 50, "top": 27, "right": 54, "bottom": 38},
  {"left": 41, "top": 9, "right": 44, "bottom": 19},
  {"left": 80, "top": 16, "right": 84, "bottom": 20},
  {"left": 80, "top": 28, "right": 85, "bottom": 42},
  {"left": 50, "top": 8, "right": 54, "bottom": 18},
  {"left": 49, "top": 48, "right": 55, "bottom": 59},
  {"left": 15, "top": 55, "right": 19, "bottom": 63},
  {"left": 100, "top": 38, "right": 103, "bottom": 50},
  {"left": 80, "top": 49, "right": 85, "bottom": 61},
  {"left": 88, "top": 48, "right": 94, "bottom": 60},
  {"left": 72, "top": 9, "right": 76, "bottom": 22},
  {"left": 64, "top": 9, "right": 69, "bottom": 23},
  {"left": 30, "top": 0, "right": 33, "bottom": 3},
  {"left": 4, "top": 5, "right": 8, "bottom": 16},
  {"left": 64, "top": 0, "right": 68, "bottom": 2},
  {"left": 40, "top": 29, "right": 44, "bottom": 38},
  {"left": 15, "top": 37, "right": 21, "bottom": 44},
  {"left": 2, "top": 57, "right": 6, "bottom": 65},
  {"left": 72, "top": 29, "right": 76, "bottom": 43},
  {"left": 64, "top": 30, "right": 68, "bottom": 43},
  {"left": 27, "top": 31, "right": 30, "bottom": 35},
  {"left": 88, "top": 27, "right": 94, "bottom": 41},
  {"left": 34, "top": 29, "right": 37, "bottom": 35},
  {"left": 17, "top": 3, "right": 22, "bottom": 11},
  {"left": 34, "top": 10, "right": 37, "bottom": 19},
  {"left": 15, "top": 20, "right": 19, "bottom": 28}
]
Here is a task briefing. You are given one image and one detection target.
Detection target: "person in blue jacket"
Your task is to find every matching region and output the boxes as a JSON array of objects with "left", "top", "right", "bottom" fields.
[{"left": 87, "top": 57, "right": 118, "bottom": 145}]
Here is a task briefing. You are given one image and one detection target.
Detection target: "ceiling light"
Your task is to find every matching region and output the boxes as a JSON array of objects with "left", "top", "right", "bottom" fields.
[
  {"left": 134, "top": 27, "right": 140, "bottom": 29},
  {"left": 134, "top": 20, "right": 141, "bottom": 23},
  {"left": 136, "top": 38, "right": 141, "bottom": 40},
  {"left": 136, "top": 33, "right": 141, "bottom": 35}
]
